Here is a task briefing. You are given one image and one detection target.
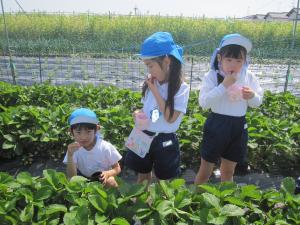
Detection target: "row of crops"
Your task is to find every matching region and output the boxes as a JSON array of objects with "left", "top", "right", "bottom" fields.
[
  {"left": 0, "top": 169, "right": 299, "bottom": 224},
  {"left": 0, "top": 81, "right": 299, "bottom": 175},
  {"left": 0, "top": 13, "right": 299, "bottom": 61}
]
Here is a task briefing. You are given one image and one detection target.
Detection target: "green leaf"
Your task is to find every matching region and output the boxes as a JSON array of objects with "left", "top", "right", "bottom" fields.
[
  {"left": 199, "top": 184, "right": 221, "bottom": 197},
  {"left": 224, "top": 196, "right": 247, "bottom": 207},
  {"left": 20, "top": 203, "right": 34, "bottom": 222},
  {"left": 208, "top": 215, "right": 227, "bottom": 225},
  {"left": 3, "top": 134, "right": 15, "bottom": 142},
  {"left": 241, "top": 185, "right": 262, "bottom": 200},
  {"left": 155, "top": 200, "right": 174, "bottom": 217},
  {"left": 95, "top": 213, "right": 109, "bottom": 225},
  {"left": 110, "top": 217, "right": 130, "bottom": 225},
  {"left": 34, "top": 186, "right": 53, "bottom": 201},
  {"left": 220, "top": 204, "right": 245, "bottom": 217},
  {"left": 280, "top": 177, "right": 295, "bottom": 195},
  {"left": 136, "top": 208, "right": 153, "bottom": 220},
  {"left": 0, "top": 172, "right": 14, "bottom": 184},
  {"left": 45, "top": 204, "right": 67, "bottom": 215},
  {"left": 202, "top": 193, "right": 220, "bottom": 209},
  {"left": 75, "top": 205, "right": 89, "bottom": 225},
  {"left": 174, "top": 190, "right": 192, "bottom": 209},
  {"left": 18, "top": 187, "right": 33, "bottom": 202},
  {"left": 16, "top": 172, "right": 33, "bottom": 186},
  {"left": 170, "top": 179, "right": 185, "bottom": 189},
  {"left": 88, "top": 194, "right": 108, "bottom": 213},
  {"left": 159, "top": 180, "right": 174, "bottom": 199},
  {"left": 2, "top": 141, "right": 15, "bottom": 150},
  {"left": 63, "top": 212, "right": 76, "bottom": 225}
]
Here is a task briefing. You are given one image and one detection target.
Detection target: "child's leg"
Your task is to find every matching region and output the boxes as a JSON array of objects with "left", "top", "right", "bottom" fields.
[
  {"left": 194, "top": 158, "right": 215, "bottom": 185},
  {"left": 137, "top": 172, "right": 152, "bottom": 184},
  {"left": 220, "top": 158, "right": 237, "bottom": 182},
  {"left": 105, "top": 176, "right": 118, "bottom": 188}
]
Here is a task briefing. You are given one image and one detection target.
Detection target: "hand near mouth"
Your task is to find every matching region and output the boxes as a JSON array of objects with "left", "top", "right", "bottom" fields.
[
  {"left": 146, "top": 74, "right": 158, "bottom": 93},
  {"left": 222, "top": 71, "right": 237, "bottom": 88}
]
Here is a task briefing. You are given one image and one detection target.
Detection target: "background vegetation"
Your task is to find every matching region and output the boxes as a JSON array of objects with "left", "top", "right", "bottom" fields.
[{"left": 0, "top": 13, "right": 299, "bottom": 61}]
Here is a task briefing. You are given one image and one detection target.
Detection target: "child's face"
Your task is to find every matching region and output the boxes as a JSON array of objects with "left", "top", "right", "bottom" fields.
[
  {"left": 218, "top": 55, "right": 245, "bottom": 75},
  {"left": 71, "top": 127, "right": 97, "bottom": 150},
  {"left": 143, "top": 57, "right": 169, "bottom": 82}
]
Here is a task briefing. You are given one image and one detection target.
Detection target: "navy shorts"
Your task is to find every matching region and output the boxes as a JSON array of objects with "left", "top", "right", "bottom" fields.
[
  {"left": 201, "top": 113, "right": 248, "bottom": 164},
  {"left": 124, "top": 131, "right": 180, "bottom": 180}
]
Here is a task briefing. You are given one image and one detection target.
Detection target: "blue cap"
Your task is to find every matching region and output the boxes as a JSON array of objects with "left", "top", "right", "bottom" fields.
[
  {"left": 69, "top": 108, "right": 99, "bottom": 125},
  {"left": 140, "top": 32, "right": 183, "bottom": 64}
]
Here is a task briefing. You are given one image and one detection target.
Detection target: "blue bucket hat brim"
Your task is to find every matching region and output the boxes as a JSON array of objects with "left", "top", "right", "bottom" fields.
[
  {"left": 69, "top": 108, "right": 99, "bottom": 125},
  {"left": 139, "top": 32, "right": 184, "bottom": 64}
]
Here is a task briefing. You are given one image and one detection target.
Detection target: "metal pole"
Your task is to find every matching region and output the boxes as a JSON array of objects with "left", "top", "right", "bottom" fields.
[
  {"left": 284, "top": 0, "right": 299, "bottom": 92},
  {"left": 39, "top": 54, "right": 42, "bottom": 83},
  {"left": 189, "top": 57, "right": 194, "bottom": 92},
  {"left": 0, "top": 0, "right": 16, "bottom": 84}
]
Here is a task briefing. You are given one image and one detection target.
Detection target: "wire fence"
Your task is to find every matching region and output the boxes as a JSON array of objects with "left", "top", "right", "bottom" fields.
[{"left": 0, "top": 50, "right": 299, "bottom": 96}]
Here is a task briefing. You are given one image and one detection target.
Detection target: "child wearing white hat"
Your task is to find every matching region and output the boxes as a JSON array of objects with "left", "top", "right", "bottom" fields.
[
  {"left": 63, "top": 108, "right": 122, "bottom": 187},
  {"left": 194, "top": 34, "right": 263, "bottom": 185}
]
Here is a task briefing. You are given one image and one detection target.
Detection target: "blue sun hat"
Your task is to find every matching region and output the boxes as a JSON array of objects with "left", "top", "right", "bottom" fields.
[
  {"left": 69, "top": 108, "right": 99, "bottom": 125},
  {"left": 210, "top": 33, "right": 252, "bottom": 70},
  {"left": 140, "top": 32, "right": 184, "bottom": 64}
]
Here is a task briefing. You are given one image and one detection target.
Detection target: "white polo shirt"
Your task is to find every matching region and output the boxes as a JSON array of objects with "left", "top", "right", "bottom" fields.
[
  {"left": 63, "top": 137, "right": 122, "bottom": 177},
  {"left": 142, "top": 80, "right": 190, "bottom": 133},
  {"left": 199, "top": 69, "right": 263, "bottom": 117}
]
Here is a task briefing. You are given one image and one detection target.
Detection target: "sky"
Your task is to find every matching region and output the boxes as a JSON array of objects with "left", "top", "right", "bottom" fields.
[{"left": 3, "top": 0, "right": 296, "bottom": 18}]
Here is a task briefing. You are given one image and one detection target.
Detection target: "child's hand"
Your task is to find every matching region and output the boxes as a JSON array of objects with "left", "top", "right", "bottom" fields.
[
  {"left": 242, "top": 86, "right": 255, "bottom": 100},
  {"left": 222, "top": 72, "right": 237, "bottom": 88},
  {"left": 132, "top": 109, "right": 141, "bottom": 118},
  {"left": 67, "top": 142, "right": 81, "bottom": 156},
  {"left": 100, "top": 171, "right": 110, "bottom": 185},
  {"left": 146, "top": 74, "right": 158, "bottom": 93}
]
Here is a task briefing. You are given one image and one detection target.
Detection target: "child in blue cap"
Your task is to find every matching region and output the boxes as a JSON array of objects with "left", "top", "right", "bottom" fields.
[
  {"left": 194, "top": 34, "right": 263, "bottom": 185},
  {"left": 63, "top": 108, "right": 122, "bottom": 187},
  {"left": 125, "top": 32, "right": 190, "bottom": 183}
]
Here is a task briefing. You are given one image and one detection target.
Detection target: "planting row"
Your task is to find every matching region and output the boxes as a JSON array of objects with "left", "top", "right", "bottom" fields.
[
  {"left": 0, "top": 81, "right": 299, "bottom": 175},
  {"left": 0, "top": 170, "right": 299, "bottom": 224}
]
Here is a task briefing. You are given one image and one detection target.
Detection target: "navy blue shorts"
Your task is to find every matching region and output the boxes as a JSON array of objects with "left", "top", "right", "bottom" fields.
[
  {"left": 124, "top": 131, "right": 180, "bottom": 180},
  {"left": 201, "top": 113, "right": 248, "bottom": 164}
]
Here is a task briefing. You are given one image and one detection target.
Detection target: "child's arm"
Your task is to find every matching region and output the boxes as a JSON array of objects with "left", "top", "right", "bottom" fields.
[
  {"left": 146, "top": 78, "right": 182, "bottom": 123},
  {"left": 100, "top": 162, "right": 121, "bottom": 185},
  {"left": 199, "top": 71, "right": 227, "bottom": 109},
  {"left": 243, "top": 73, "right": 263, "bottom": 107},
  {"left": 66, "top": 142, "right": 80, "bottom": 179}
]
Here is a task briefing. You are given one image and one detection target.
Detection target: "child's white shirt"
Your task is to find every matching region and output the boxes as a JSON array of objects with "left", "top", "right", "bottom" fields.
[
  {"left": 142, "top": 80, "right": 190, "bottom": 133},
  {"left": 63, "top": 137, "right": 122, "bottom": 177},
  {"left": 199, "top": 69, "right": 263, "bottom": 117}
]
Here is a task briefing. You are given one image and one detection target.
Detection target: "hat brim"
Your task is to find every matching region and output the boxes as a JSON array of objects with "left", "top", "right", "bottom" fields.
[
  {"left": 221, "top": 36, "right": 252, "bottom": 53},
  {"left": 70, "top": 116, "right": 99, "bottom": 125},
  {"left": 138, "top": 47, "right": 183, "bottom": 64}
]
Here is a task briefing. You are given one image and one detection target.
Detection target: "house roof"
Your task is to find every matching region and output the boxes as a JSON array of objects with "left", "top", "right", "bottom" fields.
[
  {"left": 287, "top": 8, "right": 300, "bottom": 17},
  {"left": 264, "top": 12, "right": 289, "bottom": 19},
  {"left": 242, "top": 14, "right": 265, "bottom": 20}
]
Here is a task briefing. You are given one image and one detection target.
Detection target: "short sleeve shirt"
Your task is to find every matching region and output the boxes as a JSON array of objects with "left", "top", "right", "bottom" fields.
[
  {"left": 63, "top": 137, "right": 122, "bottom": 177},
  {"left": 142, "top": 81, "right": 190, "bottom": 133}
]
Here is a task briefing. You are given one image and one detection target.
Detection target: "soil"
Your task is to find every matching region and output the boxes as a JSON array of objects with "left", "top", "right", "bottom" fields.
[{"left": 0, "top": 156, "right": 288, "bottom": 190}]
